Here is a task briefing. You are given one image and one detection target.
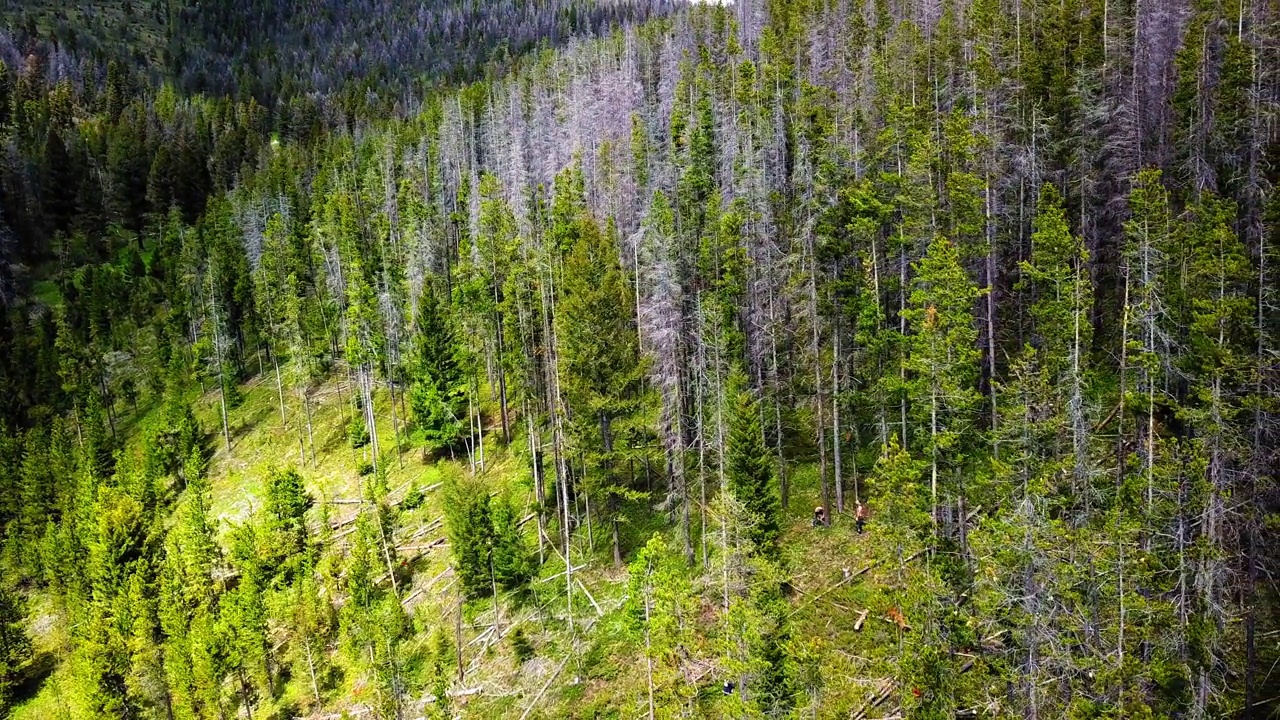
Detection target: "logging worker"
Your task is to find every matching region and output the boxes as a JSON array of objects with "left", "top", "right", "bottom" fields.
[
  {"left": 812, "top": 506, "right": 826, "bottom": 527},
  {"left": 855, "top": 502, "right": 869, "bottom": 534}
]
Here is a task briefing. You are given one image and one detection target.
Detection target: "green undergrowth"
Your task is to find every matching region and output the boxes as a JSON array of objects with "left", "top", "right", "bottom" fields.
[{"left": 13, "top": 371, "right": 895, "bottom": 719}]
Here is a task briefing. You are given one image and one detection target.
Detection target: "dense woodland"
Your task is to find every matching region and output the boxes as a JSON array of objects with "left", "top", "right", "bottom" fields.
[
  {"left": 0, "top": 0, "right": 1277, "bottom": 717},
  {"left": 0, "top": 0, "right": 682, "bottom": 101}
]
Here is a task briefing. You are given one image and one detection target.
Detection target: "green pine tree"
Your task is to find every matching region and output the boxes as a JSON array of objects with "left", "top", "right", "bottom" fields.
[
  {"left": 725, "top": 369, "right": 781, "bottom": 555},
  {"left": 408, "top": 281, "right": 467, "bottom": 458},
  {"left": 557, "top": 210, "right": 646, "bottom": 566},
  {"left": 442, "top": 472, "right": 495, "bottom": 600},
  {"left": 904, "top": 235, "right": 982, "bottom": 529},
  {"left": 490, "top": 491, "right": 531, "bottom": 592}
]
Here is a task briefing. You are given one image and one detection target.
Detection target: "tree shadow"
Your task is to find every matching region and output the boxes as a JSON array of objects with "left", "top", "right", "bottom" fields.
[{"left": 9, "top": 648, "right": 59, "bottom": 707}]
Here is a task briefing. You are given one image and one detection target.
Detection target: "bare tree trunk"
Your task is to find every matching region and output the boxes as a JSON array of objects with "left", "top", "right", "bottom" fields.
[
  {"left": 304, "top": 390, "right": 316, "bottom": 466},
  {"left": 643, "top": 582, "right": 656, "bottom": 720},
  {"left": 376, "top": 505, "right": 400, "bottom": 599},
  {"left": 270, "top": 337, "right": 287, "bottom": 430},
  {"left": 476, "top": 389, "right": 486, "bottom": 471},
  {"left": 387, "top": 376, "right": 403, "bottom": 468},
  {"left": 930, "top": 380, "right": 939, "bottom": 531},
  {"left": 543, "top": 257, "right": 575, "bottom": 629},
  {"left": 455, "top": 597, "right": 465, "bottom": 680},
  {"left": 832, "top": 325, "right": 843, "bottom": 514},
  {"left": 210, "top": 288, "right": 232, "bottom": 453},
  {"left": 696, "top": 340, "right": 709, "bottom": 567},
  {"left": 899, "top": 229, "right": 909, "bottom": 442},
  {"left": 984, "top": 176, "right": 999, "bottom": 454},
  {"left": 362, "top": 365, "right": 381, "bottom": 475},
  {"left": 494, "top": 308, "right": 511, "bottom": 445},
  {"left": 809, "top": 243, "right": 829, "bottom": 521},
  {"left": 526, "top": 399, "right": 546, "bottom": 559},
  {"left": 584, "top": 490, "right": 594, "bottom": 552},
  {"left": 304, "top": 640, "right": 320, "bottom": 703},
  {"left": 768, "top": 278, "right": 788, "bottom": 509}
]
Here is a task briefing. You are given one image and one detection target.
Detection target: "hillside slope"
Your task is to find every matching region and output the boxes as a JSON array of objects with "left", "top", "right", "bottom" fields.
[
  {"left": 9, "top": 373, "right": 897, "bottom": 719},
  {"left": 0, "top": 0, "right": 1277, "bottom": 717},
  {"left": 0, "top": 0, "right": 684, "bottom": 100}
]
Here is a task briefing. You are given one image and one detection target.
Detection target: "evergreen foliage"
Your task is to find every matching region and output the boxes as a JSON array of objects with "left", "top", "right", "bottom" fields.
[
  {"left": 557, "top": 205, "right": 647, "bottom": 564},
  {"left": 408, "top": 281, "right": 467, "bottom": 456},
  {"left": 725, "top": 370, "right": 780, "bottom": 554},
  {"left": 442, "top": 473, "right": 531, "bottom": 600},
  {"left": 0, "top": 0, "right": 1277, "bottom": 717}
]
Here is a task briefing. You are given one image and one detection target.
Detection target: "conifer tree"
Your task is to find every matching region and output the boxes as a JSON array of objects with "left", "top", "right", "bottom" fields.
[
  {"left": 904, "top": 236, "right": 981, "bottom": 532},
  {"left": 143, "top": 390, "right": 203, "bottom": 484},
  {"left": 408, "top": 280, "right": 467, "bottom": 458},
  {"left": 340, "top": 509, "right": 411, "bottom": 715},
  {"left": 288, "top": 564, "right": 333, "bottom": 707},
  {"left": 159, "top": 466, "right": 222, "bottom": 720},
  {"left": 627, "top": 533, "right": 695, "bottom": 716},
  {"left": 280, "top": 271, "right": 320, "bottom": 464},
  {"left": 345, "top": 257, "right": 385, "bottom": 472},
  {"left": 1016, "top": 183, "right": 1094, "bottom": 502},
  {"left": 489, "top": 490, "right": 532, "bottom": 592},
  {"left": 557, "top": 210, "right": 645, "bottom": 566},
  {"left": 474, "top": 173, "right": 518, "bottom": 441},
  {"left": 1178, "top": 191, "right": 1254, "bottom": 713},
  {"left": 223, "top": 523, "right": 271, "bottom": 708},
  {"left": 262, "top": 465, "right": 312, "bottom": 580},
  {"left": 442, "top": 472, "right": 495, "bottom": 600},
  {"left": 725, "top": 369, "right": 780, "bottom": 555}
]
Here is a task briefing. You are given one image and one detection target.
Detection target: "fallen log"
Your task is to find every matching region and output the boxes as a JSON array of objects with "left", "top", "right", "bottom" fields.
[
  {"left": 397, "top": 518, "right": 444, "bottom": 544},
  {"left": 517, "top": 651, "right": 573, "bottom": 720},
  {"left": 576, "top": 578, "right": 602, "bottom": 616},
  {"left": 465, "top": 626, "right": 496, "bottom": 649},
  {"left": 331, "top": 525, "right": 360, "bottom": 541},
  {"left": 397, "top": 537, "right": 447, "bottom": 553},
  {"left": 787, "top": 563, "right": 874, "bottom": 618},
  {"left": 537, "top": 563, "right": 588, "bottom": 584}
]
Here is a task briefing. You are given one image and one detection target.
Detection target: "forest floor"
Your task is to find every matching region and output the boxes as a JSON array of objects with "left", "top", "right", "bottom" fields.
[{"left": 12, "top": 374, "right": 913, "bottom": 719}]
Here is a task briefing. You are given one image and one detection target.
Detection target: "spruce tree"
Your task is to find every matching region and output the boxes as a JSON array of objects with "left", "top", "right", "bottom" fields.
[
  {"left": 262, "top": 465, "right": 312, "bottom": 580},
  {"left": 626, "top": 533, "right": 696, "bottom": 714},
  {"left": 345, "top": 257, "right": 384, "bottom": 471},
  {"left": 725, "top": 370, "right": 780, "bottom": 554},
  {"left": 288, "top": 564, "right": 333, "bottom": 707},
  {"left": 408, "top": 281, "right": 467, "bottom": 458},
  {"left": 557, "top": 211, "right": 645, "bottom": 566},
  {"left": 441, "top": 472, "right": 495, "bottom": 600},
  {"left": 490, "top": 491, "right": 531, "bottom": 592},
  {"left": 904, "top": 235, "right": 981, "bottom": 530}
]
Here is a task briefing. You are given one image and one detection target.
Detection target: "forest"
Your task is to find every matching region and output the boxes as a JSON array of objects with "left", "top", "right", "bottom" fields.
[{"left": 0, "top": 0, "right": 1277, "bottom": 717}]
